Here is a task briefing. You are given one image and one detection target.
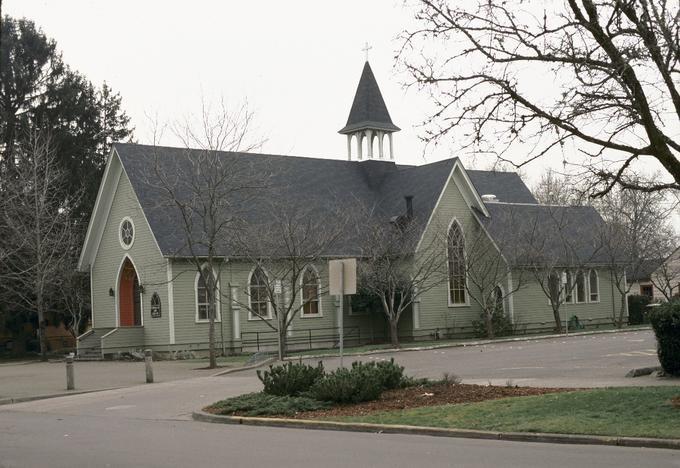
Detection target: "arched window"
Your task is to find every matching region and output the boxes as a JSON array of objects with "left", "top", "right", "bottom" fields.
[
  {"left": 564, "top": 271, "right": 573, "bottom": 303},
  {"left": 447, "top": 220, "right": 466, "bottom": 305},
  {"left": 301, "top": 267, "right": 321, "bottom": 317},
  {"left": 493, "top": 285, "right": 504, "bottom": 316},
  {"left": 196, "top": 268, "right": 218, "bottom": 322},
  {"left": 150, "top": 292, "right": 162, "bottom": 318},
  {"left": 589, "top": 270, "right": 599, "bottom": 302},
  {"left": 575, "top": 271, "right": 586, "bottom": 303},
  {"left": 249, "top": 267, "right": 270, "bottom": 318}
]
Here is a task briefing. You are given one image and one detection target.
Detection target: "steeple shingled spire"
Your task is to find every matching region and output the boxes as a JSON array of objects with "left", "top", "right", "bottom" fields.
[
  {"left": 339, "top": 61, "right": 400, "bottom": 134},
  {"left": 339, "top": 61, "right": 400, "bottom": 161}
]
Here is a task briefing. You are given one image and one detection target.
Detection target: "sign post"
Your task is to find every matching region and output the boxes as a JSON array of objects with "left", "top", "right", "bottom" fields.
[
  {"left": 329, "top": 258, "right": 357, "bottom": 368},
  {"left": 274, "top": 280, "right": 283, "bottom": 361}
]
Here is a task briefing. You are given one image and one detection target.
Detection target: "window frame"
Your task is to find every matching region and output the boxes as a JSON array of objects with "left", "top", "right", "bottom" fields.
[
  {"left": 150, "top": 292, "right": 162, "bottom": 318},
  {"left": 118, "top": 216, "right": 135, "bottom": 250},
  {"left": 589, "top": 269, "right": 600, "bottom": 303},
  {"left": 574, "top": 270, "right": 587, "bottom": 304},
  {"left": 446, "top": 218, "right": 469, "bottom": 307},
  {"left": 300, "top": 265, "right": 322, "bottom": 318},
  {"left": 248, "top": 267, "right": 272, "bottom": 320},
  {"left": 195, "top": 266, "right": 221, "bottom": 323}
]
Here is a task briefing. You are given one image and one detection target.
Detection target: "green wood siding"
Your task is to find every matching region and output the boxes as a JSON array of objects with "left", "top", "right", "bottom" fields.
[{"left": 90, "top": 158, "right": 170, "bottom": 346}]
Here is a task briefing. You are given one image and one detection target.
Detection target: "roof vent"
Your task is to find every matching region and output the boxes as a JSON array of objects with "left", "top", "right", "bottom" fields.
[{"left": 481, "top": 194, "right": 498, "bottom": 202}]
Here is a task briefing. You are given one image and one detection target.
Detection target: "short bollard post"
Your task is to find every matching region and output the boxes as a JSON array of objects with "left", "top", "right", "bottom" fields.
[
  {"left": 66, "top": 354, "right": 75, "bottom": 390},
  {"left": 144, "top": 349, "right": 154, "bottom": 384}
]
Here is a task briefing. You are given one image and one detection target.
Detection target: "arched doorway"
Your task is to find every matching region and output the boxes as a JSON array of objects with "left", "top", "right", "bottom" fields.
[{"left": 119, "top": 258, "right": 142, "bottom": 327}]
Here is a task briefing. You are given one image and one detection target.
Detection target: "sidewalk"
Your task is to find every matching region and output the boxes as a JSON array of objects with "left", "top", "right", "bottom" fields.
[{"left": 0, "top": 358, "right": 243, "bottom": 403}]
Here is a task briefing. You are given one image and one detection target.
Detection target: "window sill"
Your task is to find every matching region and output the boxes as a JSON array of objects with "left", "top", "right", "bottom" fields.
[
  {"left": 248, "top": 316, "right": 272, "bottom": 321},
  {"left": 300, "top": 313, "right": 323, "bottom": 319},
  {"left": 195, "top": 319, "right": 222, "bottom": 324},
  {"left": 448, "top": 303, "right": 470, "bottom": 308}
]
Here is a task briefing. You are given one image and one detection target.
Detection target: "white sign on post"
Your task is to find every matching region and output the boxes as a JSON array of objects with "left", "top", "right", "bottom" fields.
[
  {"left": 328, "top": 258, "right": 357, "bottom": 295},
  {"left": 328, "top": 258, "right": 357, "bottom": 368}
]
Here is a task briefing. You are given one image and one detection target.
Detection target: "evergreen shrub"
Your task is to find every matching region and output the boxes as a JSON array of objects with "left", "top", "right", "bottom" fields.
[{"left": 648, "top": 301, "right": 680, "bottom": 376}]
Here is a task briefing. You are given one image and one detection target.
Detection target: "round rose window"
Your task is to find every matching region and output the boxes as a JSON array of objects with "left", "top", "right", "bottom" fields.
[{"left": 120, "top": 218, "right": 134, "bottom": 248}]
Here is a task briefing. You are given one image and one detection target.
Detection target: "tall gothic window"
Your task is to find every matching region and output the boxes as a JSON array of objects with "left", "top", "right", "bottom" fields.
[
  {"left": 447, "top": 220, "right": 466, "bottom": 305},
  {"left": 575, "top": 271, "right": 586, "bottom": 303},
  {"left": 589, "top": 270, "right": 599, "bottom": 302},
  {"left": 301, "top": 267, "right": 320, "bottom": 316},
  {"left": 196, "top": 268, "right": 217, "bottom": 321},
  {"left": 249, "top": 267, "right": 270, "bottom": 318}
]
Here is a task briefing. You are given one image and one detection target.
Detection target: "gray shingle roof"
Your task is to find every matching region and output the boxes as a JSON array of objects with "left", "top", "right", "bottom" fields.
[
  {"left": 338, "top": 61, "right": 400, "bottom": 134},
  {"left": 480, "top": 202, "right": 607, "bottom": 266},
  {"left": 628, "top": 258, "right": 664, "bottom": 282},
  {"left": 114, "top": 143, "right": 539, "bottom": 258}
]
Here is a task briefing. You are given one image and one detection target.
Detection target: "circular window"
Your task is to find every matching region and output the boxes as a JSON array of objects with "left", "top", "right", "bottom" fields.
[{"left": 119, "top": 217, "right": 135, "bottom": 249}]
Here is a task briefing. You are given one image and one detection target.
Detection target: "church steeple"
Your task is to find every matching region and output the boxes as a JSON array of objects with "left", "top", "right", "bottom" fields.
[{"left": 339, "top": 61, "right": 400, "bottom": 161}]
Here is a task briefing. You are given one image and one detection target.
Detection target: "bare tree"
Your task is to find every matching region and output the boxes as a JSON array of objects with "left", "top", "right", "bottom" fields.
[
  {"left": 649, "top": 247, "right": 680, "bottom": 300},
  {"left": 402, "top": 1, "right": 680, "bottom": 195},
  {"left": 597, "top": 180, "right": 678, "bottom": 324},
  {"left": 146, "top": 100, "right": 267, "bottom": 369},
  {"left": 464, "top": 212, "right": 526, "bottom": 339},
  {"left": 521, "top": 206, "right": 603, "bottom": 332},
  {"left": 1, "top": 130, "right": 79, "bottom": 360},
  {"left": 233, "top": 200, "right": 348, "bottom": 359},
  {"left": 532, "top": 169, "right": 587, "bottom": 206},
  {"left": 354, "top": 202, "right": 448, "bottom": 347}
]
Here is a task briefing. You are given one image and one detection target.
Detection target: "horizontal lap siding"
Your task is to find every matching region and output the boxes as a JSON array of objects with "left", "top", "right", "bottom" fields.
[
  {"left": 91, "top": 159, "right": 169, "bottom": 346},
  {"left": 416, "top": 170, "right": 484, "bottom": 334},
  {"left": 509, "top": 268, "right": 622, "bottom": 331}
]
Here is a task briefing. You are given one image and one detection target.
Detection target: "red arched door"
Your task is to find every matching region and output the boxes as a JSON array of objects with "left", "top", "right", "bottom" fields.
[{"left": 119, "top": 258, "right": 142, "bottom": 327}]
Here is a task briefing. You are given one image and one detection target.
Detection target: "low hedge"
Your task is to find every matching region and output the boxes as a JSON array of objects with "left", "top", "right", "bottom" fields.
[
  {"left": 257, "top": 361, "right": 325, "bottom": 396},
  {"left": 648, "top": 301, "right": 680, "bottom": 376},
  {"left": 208, "top": 392, "right": 330, "bottom": 417}
]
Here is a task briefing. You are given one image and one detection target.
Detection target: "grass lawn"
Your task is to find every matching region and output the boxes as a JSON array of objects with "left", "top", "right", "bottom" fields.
[{"left": 328, "top": 386, "right": 680, "bottom": 439}]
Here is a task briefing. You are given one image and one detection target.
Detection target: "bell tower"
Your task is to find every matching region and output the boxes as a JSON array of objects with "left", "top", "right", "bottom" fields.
[{"left": 339, "top": 60, "right": 400, "bottom": 161}]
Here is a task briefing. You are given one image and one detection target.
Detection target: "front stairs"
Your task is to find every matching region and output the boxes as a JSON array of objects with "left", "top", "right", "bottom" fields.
[{"left": 76, "top": 328, "right": 113, "bottom": 360}]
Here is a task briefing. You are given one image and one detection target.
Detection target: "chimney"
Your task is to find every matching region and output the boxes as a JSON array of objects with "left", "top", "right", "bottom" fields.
[{"left": 405, "top": 195, "right": 413, "bottom": 219}]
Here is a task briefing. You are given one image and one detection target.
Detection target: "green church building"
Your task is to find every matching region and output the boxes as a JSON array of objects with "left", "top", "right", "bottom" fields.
[{"left": 76, "top": 62, "right": 624, "bottom": 358}]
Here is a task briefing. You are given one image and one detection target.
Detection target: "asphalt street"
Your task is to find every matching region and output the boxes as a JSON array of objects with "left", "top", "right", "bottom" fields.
[{"left": 0, "top": 330, "right": 678, "bottom": 467}]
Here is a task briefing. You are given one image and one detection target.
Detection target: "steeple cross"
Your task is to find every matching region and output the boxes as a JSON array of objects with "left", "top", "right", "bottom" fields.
[{"left": 362, "top": 42, "right": 373, "bottom": 61}]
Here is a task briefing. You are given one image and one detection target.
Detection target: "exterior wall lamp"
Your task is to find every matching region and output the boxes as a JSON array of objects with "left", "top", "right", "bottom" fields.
[{"left": 109, "top": 288, "right": 115, "bottom": 297}]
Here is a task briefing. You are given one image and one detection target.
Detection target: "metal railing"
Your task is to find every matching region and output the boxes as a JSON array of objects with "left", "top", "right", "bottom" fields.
[{"left": 241, "top": 326, "right": 361, "bottom": 351}]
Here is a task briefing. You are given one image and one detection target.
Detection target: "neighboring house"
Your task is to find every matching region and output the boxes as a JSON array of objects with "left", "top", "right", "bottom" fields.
[
  {"left": 76, "top": 61, "right": 624, "bottom": 358},
  {"left": 628, "top": 249, "right": 680, "bottom": 301}
]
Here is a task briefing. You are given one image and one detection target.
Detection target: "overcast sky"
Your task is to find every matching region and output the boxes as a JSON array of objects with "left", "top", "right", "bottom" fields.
[{"left": 3, "top": 0, "right": 656, "bottom": 189}]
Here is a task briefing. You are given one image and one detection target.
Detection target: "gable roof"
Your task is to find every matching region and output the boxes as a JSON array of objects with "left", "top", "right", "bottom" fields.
[
  {"left": 627, "top": 257, "right": 665, "bottom": 282},
  {"left": 339, "top": 61, "right": 400, "bottom": 134},
  {"left": 480, "top": 202, "right": 608, "bottom": 266},
  {"left": 97, "top": 143, "right": 535, "bottom": 259}
]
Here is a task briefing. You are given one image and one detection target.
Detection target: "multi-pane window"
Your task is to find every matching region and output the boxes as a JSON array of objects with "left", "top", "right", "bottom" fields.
[
  {"left": 302, "top": 267, "right": 320, "bottom": 316},
  {"left": 197, "top": 269, "right": 216, "bottom": 321},
  {"left": 575, "top": 271, "right": 586, "bottom": 303},
  {"left": 589, "top": 270, "right": 599, "bottom": 302},
  {"left": 249, "top": 267, "right": 270, "bottom": 318},
  {"left": 447, "top": 221, "right": 466, "bottom": 305},
  {"left": 150, "top": 292, "right": 162, "bottom": 318},
  {"left": 564, "top": 271, "right": 573, "bottom": 303}
]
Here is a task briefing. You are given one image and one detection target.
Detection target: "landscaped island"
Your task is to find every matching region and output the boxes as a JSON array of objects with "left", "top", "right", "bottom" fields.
[{"left": 205, "top": 360, "right": 680, "bottom": 440}]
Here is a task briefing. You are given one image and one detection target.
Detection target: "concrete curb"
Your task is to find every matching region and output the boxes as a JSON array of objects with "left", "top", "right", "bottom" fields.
[
  {"left": 285, "top": 326, "right": 653, "bottom": 362},
  {"left": 191, "top": 410, "right": 680, "bottom": 451},
  {"left": 0, "top": 387, "right": 123, "bottom": 406},
  {"left": 210, "top": 357, "right": 277, "bottom": 377}
]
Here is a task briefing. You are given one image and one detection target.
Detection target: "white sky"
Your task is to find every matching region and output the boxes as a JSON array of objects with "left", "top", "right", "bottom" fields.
[{"left": 3, "top": 0, "right": 669, "bottom": 190}]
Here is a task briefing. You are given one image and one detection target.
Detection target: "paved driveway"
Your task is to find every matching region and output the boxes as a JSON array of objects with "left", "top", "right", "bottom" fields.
[
  {"left": 1, "top": 330, "right": 679, "bottom": 467},
  {"left": 306, "top": 329, "right": 675, "bottom": 387}
]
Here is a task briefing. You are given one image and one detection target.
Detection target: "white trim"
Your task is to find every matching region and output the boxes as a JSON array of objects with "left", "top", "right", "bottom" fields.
[
  {"left": 415, "top": 159, "right": 489, "bottom": 253},
  {"left": 118, "top": 216, "right": 136, "bottom": 250},
  {"left": 446, "top": 217, "right": 470, "bottom": 307},
  {"left": 231, "top": 285, "right": 241, "bottom": 339},
  {"left": 574, "top": 270, "right": 587, "bottom": 304},
  {"left": 115, "top": 254, "right": 144, "bottom": 328},
  {"left": 89, "top": 263, "right": 96, "bottom": 329},
  {"left": 247, "top": 267, "right": 273, "bottom": 320},
  {"left": 194, "top": 265, "right": 222, "bottom": 323},
  {"left": 588, "top": 269, "right": 601, "bottom": 303},
  {"left": 299, "top": 265, "right": 323, "bottom": 318},
  {"left": 166, "top": 259, "right": 176, "bottom": 344},
  {"left": 506, "top": 271, "right": 515, "bottom": 323},
  {"left": 412, "top": 287, "right": 421, "bottom": 330},
  {"left": 78, "top": 148, "right": 119, "bottom": 271}
]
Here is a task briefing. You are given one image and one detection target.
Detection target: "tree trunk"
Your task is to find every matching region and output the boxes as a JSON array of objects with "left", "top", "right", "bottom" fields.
[
  {"left": 618, "top": 294, "right": 627, "bottom": 328},
  {"left": 484, "top": 309, "right": 495, "bottom": 339},
  {"left": 389, "top": 319, "right": 400, "bottom": 348},
  {"left": 552, "top": 307, "right": 563, "bottom": 333},
  {"left": 208, "top": 314, "right": 216, "bottom": 369},
  {"left": 278, "top": 327, "right": 287, "bottom": 360},
  {"left": 37, "top": 298, "right": 47, "bottom": 362}
]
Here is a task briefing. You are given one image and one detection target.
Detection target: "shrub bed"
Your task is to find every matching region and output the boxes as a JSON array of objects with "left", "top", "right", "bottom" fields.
[
  {"left": 257, "top": 361, "right": 324, "bottom": 396},
  {"left": 207, "top": 392, "right": 330, "bottom": 417},
  {"left": 648, "top": 301, "right": 680, "bottom": 376}
]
